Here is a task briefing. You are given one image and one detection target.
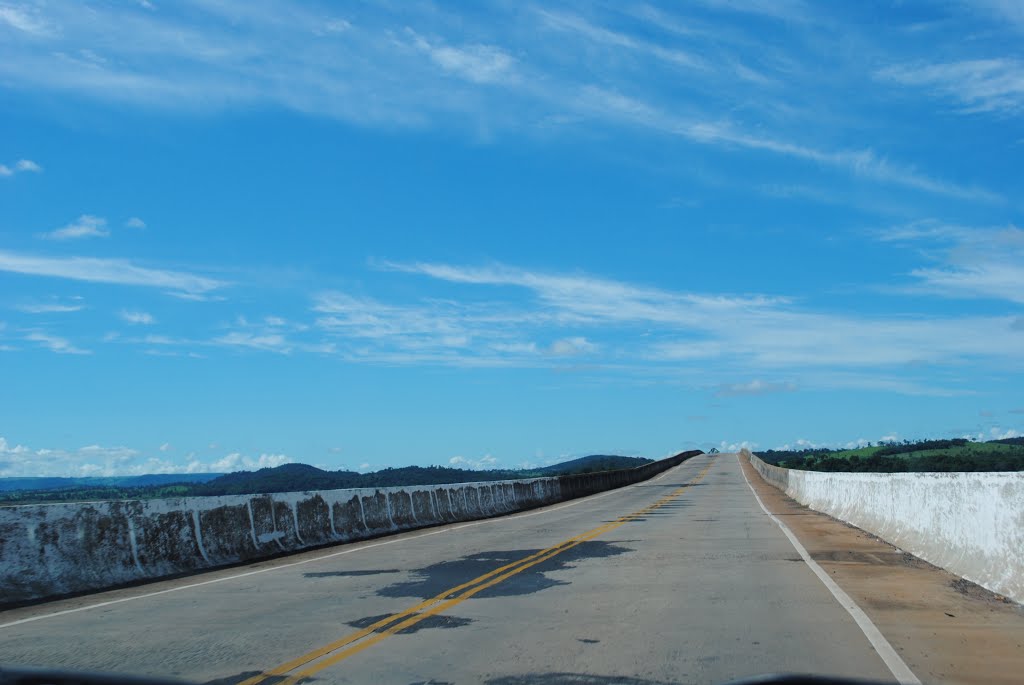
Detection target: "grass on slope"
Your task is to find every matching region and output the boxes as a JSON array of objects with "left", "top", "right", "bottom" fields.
[{"left": 758, "top": 438, "right": 1024, "bottom": 473}]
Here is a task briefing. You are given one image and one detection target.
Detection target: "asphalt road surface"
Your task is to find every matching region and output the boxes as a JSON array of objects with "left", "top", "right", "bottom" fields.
[{"left": 0, "top": 454, "right": 903, "bottom": 684}]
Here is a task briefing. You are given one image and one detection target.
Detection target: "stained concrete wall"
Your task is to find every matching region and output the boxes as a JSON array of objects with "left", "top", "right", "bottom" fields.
[
  {"left": 1, "top": 451, "right": 701, "bottom": 605},
  {"left": 747, "top": 452, "right": 1024, "bottom": 604}
]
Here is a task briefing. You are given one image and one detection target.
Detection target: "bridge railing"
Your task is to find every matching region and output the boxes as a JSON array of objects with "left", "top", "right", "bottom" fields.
[
  {"left": 745, "top": 449, "right": 1024, "bottom": 604},
  {"left": 1, "top": 450, "right": 703, "bottom": 606}
]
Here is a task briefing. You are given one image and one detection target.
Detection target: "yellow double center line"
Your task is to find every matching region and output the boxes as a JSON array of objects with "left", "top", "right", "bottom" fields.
[{"left": 241, "top": 456, "right": 716, "bottom": 685}]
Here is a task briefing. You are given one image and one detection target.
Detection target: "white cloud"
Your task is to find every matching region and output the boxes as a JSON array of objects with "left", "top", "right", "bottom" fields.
[
  {"left": 120, "top": 310, "right": 155, "bottom": 324},
  {"left": 880, "top": 222, "right": 1024, "bottom": 304},
  {"left": 774, "top": 438, "right": 823, "bottom": 451},
  {"left": 449, "top": 454, "right": 499, "bottom": 470},
  {"left": 410, "top": 33, "right": 516, "bottom": 85},
  {"left": 40, "top": 215, "right": 110, "bottom": 241},
  {"left": 716, "top": 379, "right": 797, "bottom": 397},
  {"left": 0, "top": 6, "right": 50, "bottom": 35},
  {"left": 720, "top": 440, "right": 757, "bottom": 452},
  {"left": 381, "top": 261, "right": 784, "bottom": 327},
  {"left": 973, "top": 0, "right": 1024, "bottom": 33},
  {"left": 16, "top": 300, "right": 85, "bottom": 313},
  {"left": 537, "top": 9, "right": 704, "bottom": 71},
  {"left": 24, "top": 331, "right": 90, "bottom": 355},
  {"left": 214, "top": 331, "right": 292, "bottom": 354},
  {"left": 0, "top": 435, "right": 295, "bottom": 477},
  {"left": 125, "top": 216, "right": 146, "bottom": 229},
  {"left": 571, "top": 86, "right": 998, "bottom": 202},
  {"left": 1, "top": 157, "right": 42, "bottom": 178},
  {"left": 0, "top": 2, "right": 990, "bottom": 202},
  {"left": 0, "top": 248, "right": 226, "bottom": 297},
  {"left": 877, "top": 59, "right": 1024, "bottom": 116},
  {"left": 371, "top": 260, "right": 1024, "bottom": 388},
  {"left": 549, "top": 336, "right": 597, "bottom": 356},
  {"left": 207, "top": 452, "right": 292, "bottom": 472}
]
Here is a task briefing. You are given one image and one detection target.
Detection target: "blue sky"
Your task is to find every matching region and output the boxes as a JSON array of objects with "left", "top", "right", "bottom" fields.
[{"left": 2, "top": 1, "right": 1023, "bottom": 477}]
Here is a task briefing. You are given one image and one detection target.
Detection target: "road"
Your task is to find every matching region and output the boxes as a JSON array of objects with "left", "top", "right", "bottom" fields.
[{"left": 1, "top": 454, "right": 905, "bottom": 684}]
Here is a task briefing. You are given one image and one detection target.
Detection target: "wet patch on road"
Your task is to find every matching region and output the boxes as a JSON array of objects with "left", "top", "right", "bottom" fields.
[
  {"left": 375, "top": 540, "right": 633, "bottom": 600},
  {"left": 303, "top": 569, "right": 401, "bottom": 578},
  {"left": 346, "top": 612, "right": 473, "bottom": 634}
]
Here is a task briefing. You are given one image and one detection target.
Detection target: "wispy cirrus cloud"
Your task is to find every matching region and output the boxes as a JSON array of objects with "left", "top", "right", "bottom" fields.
[
  {"left": 0, "top": 5, "right": 51, "bottom": 36},
  {"left": 24, "top": 331, "right": 90, "bottom": 355},
  {"left": 369, "top": 260, "right": 1024, "bottom": 383},
  {"left": 0, "top": 1, "right": 995, "bottom": 202},
  {"left": 536, "top": 9, "right": 705, "bottom": 71},
  {"left": 879, "top": 221, "right": 1024, "bottom": 304},
  {"left": 213, "top": 331, "right": 293, "bottom": 354},
  {"left": 39, "top": 215, "right": 110, "bottom": 241},
  {"left": 565, "top": 85, "right": 998, "bottom": 202},
  {"left": 0, "top": 248, "right": 227, "bottom": 297},
  {"left": 877, "top": 59, "right": 1024, "bottom": 116},
  {"left": 15, "top": 296, "right": 85, "bottom": 314}
]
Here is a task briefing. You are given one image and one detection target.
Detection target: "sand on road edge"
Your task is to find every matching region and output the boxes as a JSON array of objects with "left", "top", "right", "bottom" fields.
[{"left": 740, "top": 454, "right": 1024, "bottom": 685}]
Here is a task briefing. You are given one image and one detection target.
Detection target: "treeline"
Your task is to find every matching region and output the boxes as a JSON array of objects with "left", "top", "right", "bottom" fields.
[
  {"left": 1, "top": 455, "right": 653, "bottom": 504},
  {"left": 758, "top": 437, "right": 1024, "bottom": 473},
  {"left": 873, "top": 438, "right": 969, "bottom": 456},
  {"left": 0, "top": 483, "right": 195, "bottom": 505},
  {"left": 779, "top": 451, "right": 1024, "bottom": 473}
]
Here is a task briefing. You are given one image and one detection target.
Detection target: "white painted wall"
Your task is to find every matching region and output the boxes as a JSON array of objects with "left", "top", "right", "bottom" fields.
[{"left": 749, "top": 453, "right": 1024, "bottom": 604}]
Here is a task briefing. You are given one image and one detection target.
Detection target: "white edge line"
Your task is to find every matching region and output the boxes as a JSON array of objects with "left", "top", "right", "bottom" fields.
[
  {"left": 736, "top": 454, "right": 921, "bottom": 685},
  {"left": 0, "top": 459, "right": 692, "bottom": 630}
]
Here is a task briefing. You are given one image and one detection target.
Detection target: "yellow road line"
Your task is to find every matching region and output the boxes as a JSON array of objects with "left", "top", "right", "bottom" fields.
[
  {"left": 245, "top": 456, "right": 716, "bottom": 685},
  {"left": 237, "top": 521, "right": 627, "bottom": 685}
]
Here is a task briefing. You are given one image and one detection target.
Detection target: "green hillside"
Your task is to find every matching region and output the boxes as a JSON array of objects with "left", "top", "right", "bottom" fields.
[
  {"left": 758, "top": 438, "right": 1024, "bottom": 472},
  {"left": 0, "top": 454, "right": 654, "bottom": 504}
]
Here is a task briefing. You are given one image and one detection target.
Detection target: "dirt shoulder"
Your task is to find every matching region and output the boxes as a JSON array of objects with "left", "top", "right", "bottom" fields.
[{"left": 739, "top": 455, "right": 1024, "bottom": 685}]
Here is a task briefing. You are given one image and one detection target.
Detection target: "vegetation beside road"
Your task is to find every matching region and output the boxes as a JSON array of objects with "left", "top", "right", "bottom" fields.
[
  {"left": 758, "top": 437, "right": 1024, "bottom": 472},
  {"left": 0, "top": 454, "right": 652, "bottom": 504}
]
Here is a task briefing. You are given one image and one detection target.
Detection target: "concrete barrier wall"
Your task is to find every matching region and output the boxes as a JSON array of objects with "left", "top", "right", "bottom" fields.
[
  {"left": 1, "top": 450, "right": 702, "bottom": 605},
  {"left": 747, "top": 452, "right": 1024, "bottom": 604}
]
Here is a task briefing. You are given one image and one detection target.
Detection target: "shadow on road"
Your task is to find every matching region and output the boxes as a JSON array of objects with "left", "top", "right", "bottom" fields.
[{"left": 374, "top": 540, "right": 636, "bottom": 601}]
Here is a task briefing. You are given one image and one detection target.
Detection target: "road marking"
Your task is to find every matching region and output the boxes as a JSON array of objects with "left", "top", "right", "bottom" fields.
[
  {"left": 243, "top": 458, "right": 717, "bottom": 685},
  {"left": 0, "top": 458, "right": 693, "bottom": 630},
  {"left": 737, "top": 454, "right": 921, "bottom": 685}
]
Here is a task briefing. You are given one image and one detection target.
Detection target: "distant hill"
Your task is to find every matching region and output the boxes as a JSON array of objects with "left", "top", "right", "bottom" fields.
[
  {"left": 0, "top": 473, "right": 223, "bottom": 493},
  {"left": 190, "top": 455, "right": 653, "bottom": 496},
  {"left": 533, "top": 454, "right": 651, "bottom": 475},
  {"left": 0, "top": 454, "right": 656, "bottom": 503}
]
